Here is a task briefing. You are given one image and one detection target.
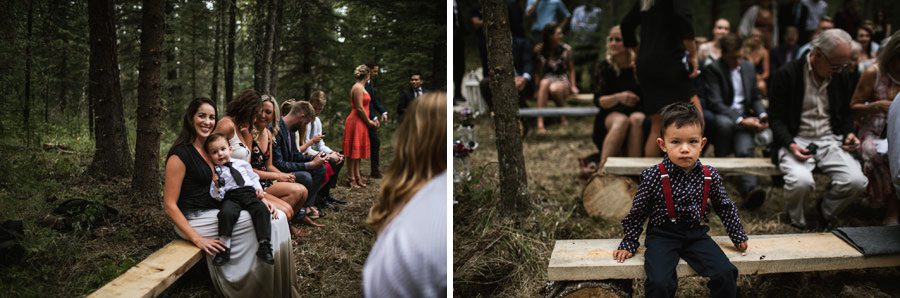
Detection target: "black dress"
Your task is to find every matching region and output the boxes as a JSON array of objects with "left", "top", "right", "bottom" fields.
[
  {"left": 250, "top": 140, "right": 274, "bottom": 189},
  {"left": 620, "top": 0, "right": 696, "bottom": 114},
  {"left": 168, "top": 143, "right": 219, "bottom": 214},
  {"left": 592, "top": 60, "right": 644, "bottom": 152}
]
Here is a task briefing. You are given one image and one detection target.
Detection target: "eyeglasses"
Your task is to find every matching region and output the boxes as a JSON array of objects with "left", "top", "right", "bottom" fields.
[
  {"left": 608, "top": 37, "right": 622, "bottom": 42},
  {"left": 214, "top": 166, "right": 226, "bottom": 187},
  {"left": 817, "top": 49, "right": 848, "bottom": 72}
]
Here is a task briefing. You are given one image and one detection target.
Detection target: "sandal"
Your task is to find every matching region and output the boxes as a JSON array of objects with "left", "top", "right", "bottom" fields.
[
  {"left": 300, "top": 216, "right": 325, "bottom": 228},
  {"left": 348, "top": 177, "right": 362, "bottom": 189},
  {"left": 307, "top": 207, "right": 320, "bottom": 219}
]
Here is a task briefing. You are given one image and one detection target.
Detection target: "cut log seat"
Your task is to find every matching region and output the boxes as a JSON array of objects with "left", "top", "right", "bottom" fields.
[
  {"left": 549, "top": 233, "right": 900, "bottom": 281},
  {"left": 88, "top": 239, "right": 202, "bottom": 298}
]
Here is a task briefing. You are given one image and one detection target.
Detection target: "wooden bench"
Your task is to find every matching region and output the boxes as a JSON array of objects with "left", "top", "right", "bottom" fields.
[
  {"left": 584, "top": 157, "right": 781, "bottom": 220},
  {"left": 547, "top": 233, "right": 900, "bottom": 296},
  {"left": 568, "top": 93, "right": 594, "bottom": 103},
  {"left": 518, "top": 107, "right": 599, "bottom": 117},
  {"left": 88, "top": 239, "right": 202, "bottom": 298}
]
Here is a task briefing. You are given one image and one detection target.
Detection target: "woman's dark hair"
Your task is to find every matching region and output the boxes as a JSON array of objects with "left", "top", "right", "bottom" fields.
[
  {"left": 541, "top": 22, "right": 560, "bottom": 57},
  {"left": 659, "top": 102, "right": 704, "bottom": 137},
  {"left": 167, "top": 97, "right": 217, "bottom": 157},
  {"left": 226, "top": 89, "right": 262, "bottom": 127},
  {"left": 203, "top": 132, "right": 228, "bottom": 153}
]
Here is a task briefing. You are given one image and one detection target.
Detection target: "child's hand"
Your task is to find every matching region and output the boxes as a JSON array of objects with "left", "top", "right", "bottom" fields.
[
  {"left": 612, "top": 250, "right": 634, "bottom": 263},
  {"left": 735, "top": 241, "right": 748, "bottom": 252}
]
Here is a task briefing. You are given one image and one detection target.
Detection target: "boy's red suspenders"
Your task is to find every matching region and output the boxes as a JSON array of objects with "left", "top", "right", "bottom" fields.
[{"left": 657, "top": 163, "right": 712, "bottom": 222}]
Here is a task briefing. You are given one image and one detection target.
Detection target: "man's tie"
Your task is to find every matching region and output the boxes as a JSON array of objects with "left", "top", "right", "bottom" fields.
[{"left": 223, "top": 162, "right": 246, "bottom": 186}]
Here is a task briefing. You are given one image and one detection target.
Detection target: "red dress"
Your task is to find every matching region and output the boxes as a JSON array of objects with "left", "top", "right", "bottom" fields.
[{"left": 343, "top": 90, "right": 371, "bottom": 159}]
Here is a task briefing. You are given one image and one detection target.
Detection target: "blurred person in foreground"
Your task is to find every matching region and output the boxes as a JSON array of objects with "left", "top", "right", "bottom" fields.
[{"left": 363, "top": 92, "right": 447, "bottom": 298}]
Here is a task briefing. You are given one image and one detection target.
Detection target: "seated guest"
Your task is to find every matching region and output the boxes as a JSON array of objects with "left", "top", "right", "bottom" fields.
[
  {"left": 702, "top": 33, "right": 771, "bottom": 208},
  {"left": 743, "top": 29, "right": 770, "bottom": 97},
  {"left": 397, "top": 72, "right": 428, "bottom": 121},
  {"left": 534, "top": 22, "right": 578, "bottom": 133},
  {"left": 771, "top": 26, "right": 800, "bottom": 74},
  {"left": 889, "top": 97, "right": 900, "bottom": 204},
  {"left": 272, "top": 100, "right": 327, "bottom": 227},
  {"left": 252, "top": 95, "right": 310, "bottom": 236},
  {"left": 480, "top": 0, "right": 534, "bottom": 114},
  {"left": 849, "top": 33, "right": 900, "bottom": 225},
  {"left": 592, "top": 26, "right": 645, "bottom": 174},
  {"left": 305, "top": 91, "right": 347, "bottom": 208},
  {"left": 363, "top": 92, "right": 447, "bottom": 297},
  {"left": 698, "top": 18, "right": 732, "bottom": 67},
  {"left": 769, "top": 29, "right": 867, "bottom": 229}
]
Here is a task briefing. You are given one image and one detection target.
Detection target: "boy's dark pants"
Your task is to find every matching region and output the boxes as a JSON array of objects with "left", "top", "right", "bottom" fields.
[
  {"left": 644, "top": 222, "right": 738, "bottom": 298},
  {"left": 217, "top": 187, "right": 271, "bottom": 242}
]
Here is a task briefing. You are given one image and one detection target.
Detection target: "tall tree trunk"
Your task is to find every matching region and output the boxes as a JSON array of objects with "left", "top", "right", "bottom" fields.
[
  {"left": 225, "top": 0, "right": 236, "bottom": 102},
  {"left": 132, "top": 0, "right": 164, "bottom": 196},
  {"left": 88, "top": 0, "right": 132, "bottom": 177},
  {"left": 211, "top": 0, "right": 222, "bottom": 105},
  {"left": 431, "top": 2, "right": 445, "bottom": 90},
  {"left": 24, "top": 0, "right": 33, "bottom": 138},
  {"left": 268, "top": 0, "right": 281, "bottom": 97},
  {"left": 253, "top": 0, "right": 267, "bottom": 92},
  {"left": 57, "top": 50, "right": 68, "bottom": 115},
  {"left": 190, "top": 16, "right": 197, "bottom": 100},
  {"left": 481, "top": 0, "right": 530, "bottom": 214}
]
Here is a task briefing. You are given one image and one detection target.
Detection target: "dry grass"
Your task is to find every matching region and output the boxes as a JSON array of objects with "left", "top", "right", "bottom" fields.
[{"left": 453, "top": 115, "right": 900, "bottom": 297}]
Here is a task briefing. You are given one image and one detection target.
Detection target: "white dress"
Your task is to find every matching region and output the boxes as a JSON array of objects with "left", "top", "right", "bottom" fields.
[{"left": 362, "top": 172, "right": 448, "bottom": 297}]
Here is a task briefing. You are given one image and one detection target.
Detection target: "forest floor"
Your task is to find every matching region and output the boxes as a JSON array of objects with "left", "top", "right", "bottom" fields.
[
  {"left": 452, "top": 112, "right": 900, "bottom": 297},
  {"left": 0, "top": 123, "right": 391, "bottom": 297}
]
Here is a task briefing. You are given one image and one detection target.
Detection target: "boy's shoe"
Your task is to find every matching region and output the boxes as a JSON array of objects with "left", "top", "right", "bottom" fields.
[
  {"left": 213, "top": 248, "right": 231, "bottom": 266},
  {"left": 257, "top": 240, "right": 275, "bottom": 264}
]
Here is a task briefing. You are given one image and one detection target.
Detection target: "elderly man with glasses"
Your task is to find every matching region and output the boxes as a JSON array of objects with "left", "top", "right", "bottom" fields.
[{"left": 768, "top": 28, "right": 868, "bottom": 230}]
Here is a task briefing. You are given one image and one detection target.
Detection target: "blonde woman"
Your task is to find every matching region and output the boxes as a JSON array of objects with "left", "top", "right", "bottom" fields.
[
  {"left": 252, "top": 95, "right": 310, "bottom": 236},
  {"left": 363, "top": 92, "right": 447, "bottom": 297},
  {"left": 343, "top": 64, "right": 378, "bottom": 188}
]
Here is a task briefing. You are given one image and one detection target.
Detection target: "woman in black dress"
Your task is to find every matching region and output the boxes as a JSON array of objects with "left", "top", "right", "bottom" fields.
[
  {"left": 593, "top": 26, "right": 646, "bottom": 174},
  {"left": 621, "top": 0, "right": 702, "bottom": 156}
]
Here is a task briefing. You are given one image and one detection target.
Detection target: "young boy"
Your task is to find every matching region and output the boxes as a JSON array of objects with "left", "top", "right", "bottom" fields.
[
  {"left": 612, "top": 102, "right": 749, "bottom": 297},
  {"left": 205, "top": 133, "right": 274, "bottom": 266}
]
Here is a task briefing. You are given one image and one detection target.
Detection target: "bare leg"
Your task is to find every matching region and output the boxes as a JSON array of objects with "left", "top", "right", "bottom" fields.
[
  {"left": 627, "top": 112, "right": 646, "bottom": 157},
  {"left": 549, "top": 81, "right": 570, "bottom": 126},
  {"left": 536, "top": 79, "right": 552, "bottom": 132},
  {"left": 265, "top": 181, "right": 307, "bottom": 219},
  {"left": 599, "top": 112, "right": 629, "bottom": 174},
  {"left": 644, "top": 113, "right": 663, "bottom": 157},
  {"left": 885, "top": 197, "right": 899, "bottom": 225}
]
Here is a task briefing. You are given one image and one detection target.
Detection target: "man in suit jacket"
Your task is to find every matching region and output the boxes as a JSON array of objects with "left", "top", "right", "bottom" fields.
[
  {"left": 272, "top": 102, "right": 326, "bottom": 216},
  {"left": 702, "top": 34, "right": 771, "bottom": 208},
  {"left": 397, "top": 72, "right": 428, "bottom": 121},
  {"left": 769, "top": 29, "right": 867, "bottom": 229},
  {"left": 365, "top": 63, "right": 388, "bottom": 178}
]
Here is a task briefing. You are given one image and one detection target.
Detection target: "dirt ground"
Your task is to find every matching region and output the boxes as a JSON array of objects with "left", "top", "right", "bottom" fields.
[{"left": 453, "top": 114, "right": 900, "bottom": 297}]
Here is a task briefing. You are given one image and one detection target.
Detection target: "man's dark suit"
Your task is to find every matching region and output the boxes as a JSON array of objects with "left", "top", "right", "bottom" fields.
[
  {"left": 397, "top": 87, "right": 428, "bottom": 121},
  {"left": 702, "top": 58, "right": 767, "bottom": 194},
  {"left": 365, "top": 81, "right": 386, "bottom": 176},
  {"left": 778, "top": 1, "right": 810, "bottom": 44},
  {"left": 272, "top": 119, "right": 325, "bottom": 208}
]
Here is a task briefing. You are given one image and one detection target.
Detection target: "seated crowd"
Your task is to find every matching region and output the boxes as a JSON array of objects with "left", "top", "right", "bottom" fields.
[{"left": 472, "top": 2, "right": 900, "bottom": 228}]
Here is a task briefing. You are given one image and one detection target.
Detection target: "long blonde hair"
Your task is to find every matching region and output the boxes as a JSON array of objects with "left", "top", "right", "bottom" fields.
[
  {"left": 367, "top": 92, "right": 447, "bottom": 232},
  {"left": 257, "top": 95, "right": 281, "bottom": 141}
]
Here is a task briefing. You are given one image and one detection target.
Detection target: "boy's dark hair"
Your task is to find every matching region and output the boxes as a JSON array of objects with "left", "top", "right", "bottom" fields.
[
  {"left": 659, "top": 102, "right": 704, "bottom": 137},
  {"left": 204, "top": 133, "right": 229, "bottom": 153}
]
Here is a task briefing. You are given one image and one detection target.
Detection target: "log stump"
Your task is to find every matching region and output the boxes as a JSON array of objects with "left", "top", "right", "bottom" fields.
[
  {"left": 582, "top": 175, "right": 637, "bottom": 221},
  {"left": 544, "top": 280, "right": 633, "bottom": 298}
]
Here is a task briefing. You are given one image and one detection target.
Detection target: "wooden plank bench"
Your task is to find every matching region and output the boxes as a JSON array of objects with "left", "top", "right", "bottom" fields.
[
  {"left": 584, "top": 157, "right": 781, "bottom": 220},
  {"left": 88, "top": 239, "right": 202, "bottom": 298},
  {"left": 547, "top": 233, "right": 900, "bottom": 296},
  {"left": 568, "top": 93, "right": 594, "bottom": 103},
  {"left": 518, "top": 107, "right": 599, "bottom": 117}
]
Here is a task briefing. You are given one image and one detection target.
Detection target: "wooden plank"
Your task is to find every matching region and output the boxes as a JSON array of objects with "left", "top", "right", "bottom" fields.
[
  {"left": 518, "top": 107, "right": 599, "bottom": 117},
  {"left": 568, "top": 93, "right": 594, "bottom": 102},
  {"left": 89, "top": 239, "right": 203, "bottom": 298},
  {"left": 548, "top": 233, "right": 900, "bottom": 281},
  {"left": 604, "top": 157, "right": 781, "bottom": 176}
]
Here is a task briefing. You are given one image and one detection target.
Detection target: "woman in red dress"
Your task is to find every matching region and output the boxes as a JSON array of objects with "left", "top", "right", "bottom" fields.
[{"left": 343, "top": 64, "right": 379, "bottom": 188}]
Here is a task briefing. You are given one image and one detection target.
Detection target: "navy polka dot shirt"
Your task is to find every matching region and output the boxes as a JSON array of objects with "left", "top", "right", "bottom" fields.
[{"left": 617, "top": 156, "right": 748, "bottom": 253}]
